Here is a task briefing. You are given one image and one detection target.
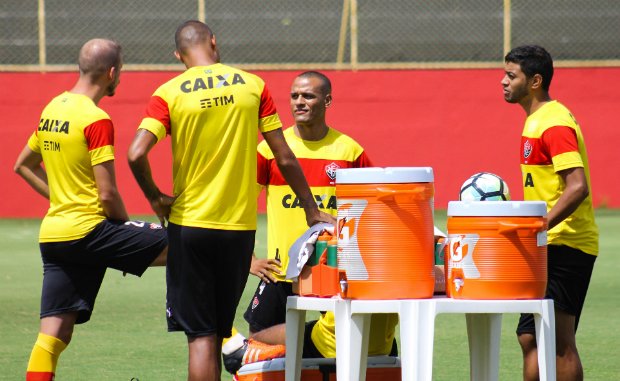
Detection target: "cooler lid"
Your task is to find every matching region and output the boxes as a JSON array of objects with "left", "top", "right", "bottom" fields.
[
  {"left": 238, "top": 356, "right": 400, "bottom": 375},
  {"left": 238, "top": 358, "right": 335, "bottom": 374},
  {"left": 448, "top": 201, "right": 548, "bottom": 217},
  {"left": 336, "top": 167, "right": 433, "bottom": 184}
]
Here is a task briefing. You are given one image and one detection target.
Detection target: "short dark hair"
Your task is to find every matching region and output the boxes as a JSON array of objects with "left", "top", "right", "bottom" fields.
[
  {"left": 175, "top": 20, "right": 213, "bottom": 54},
  {"left": 505, "top": 45, "right": 554, "bottom": 92},
  {"left": 297, "top": 71, "right": 332, "bottom": 94}
]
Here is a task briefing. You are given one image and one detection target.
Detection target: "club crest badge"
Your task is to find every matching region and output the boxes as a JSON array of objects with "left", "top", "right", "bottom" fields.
[
  {"left": 325, "top": 162, "right": 340, "bottom": 181},
  {"left": 252, "top": 297, "right": 259, "bottom": 309},
  {"left": 524, "top": 140, "right": 532, "bottom": 159}
]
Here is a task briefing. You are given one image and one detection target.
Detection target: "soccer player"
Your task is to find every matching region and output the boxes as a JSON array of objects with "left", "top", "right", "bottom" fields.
[
  {"left": 14, "top": 39, "right": 168, "bottom": 381},
  {"left": 502, "top": 45, "right": 598, "bottom": 381},
  {"left": 221, "top": 72, "right": 398, "bottom": 373},
  {"left": 126, "top": 22, "right": 334, "bottom": 381}
]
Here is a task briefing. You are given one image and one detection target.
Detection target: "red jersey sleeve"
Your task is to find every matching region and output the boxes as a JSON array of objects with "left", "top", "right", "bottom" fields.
[
  {"left": 259, "top": 85, "right": 278, "bottom": 118},
  {"left": 540, "top": 126, "right": 579, "bottom": 158},
  {"left": 84, "top": 119, "right": 114, "bottom": 150},
  {"left": 145, "top": 95, "right": 171, "bottom": 135},
  {"left": 257, "top": 151, "right": 269, "bottom": 186},
  {"left": 353, "top": 151, "right": 374, "bottom": 168}
]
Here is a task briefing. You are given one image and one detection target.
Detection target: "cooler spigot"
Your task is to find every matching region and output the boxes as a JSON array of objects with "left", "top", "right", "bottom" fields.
[
  {"left": 340, "top": 279, "right": 348, "bottom": 294},
  {"left": 454, "top": 278, "right": 464, "bottom": 291}
]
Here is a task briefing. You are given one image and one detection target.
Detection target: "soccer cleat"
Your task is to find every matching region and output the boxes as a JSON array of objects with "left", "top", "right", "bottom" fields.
[{"left": 223, "top": 339, "right": 285, "bottom": 374}]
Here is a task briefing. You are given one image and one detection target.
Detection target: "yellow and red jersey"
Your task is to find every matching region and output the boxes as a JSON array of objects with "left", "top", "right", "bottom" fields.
[
  {"left": 257, "top": 126, "right": 393, "bottom": 357},
  {"left": 27, "top": 92, "right": 115, "bottom": 242},
  {"left": 257, "top": 127, "right": 373, "bottom": 282},
  {"left": 138, "top": 64, "right": 282, "bottom": 230},
  {"left": 520, "top": 100, "right": 598, "bottom": 255}
]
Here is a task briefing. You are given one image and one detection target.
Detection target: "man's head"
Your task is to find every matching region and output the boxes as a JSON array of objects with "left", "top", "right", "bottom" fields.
[
  {"left": 290, "top": 71, "right": 332, "bottom": 126},
  {"left": 78, "top": 38, "right": 123, "bottom": 96},
  {"left": 174, "top": 21, "right": 219, "bottom": 65},
  {"left": 502, "top": 45, "right": 553, "bottom": 104}
]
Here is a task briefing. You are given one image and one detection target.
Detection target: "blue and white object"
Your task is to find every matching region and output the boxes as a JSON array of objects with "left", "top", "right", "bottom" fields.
[{"left": 459, "top": 173, "right": 510, "bottom": 201}]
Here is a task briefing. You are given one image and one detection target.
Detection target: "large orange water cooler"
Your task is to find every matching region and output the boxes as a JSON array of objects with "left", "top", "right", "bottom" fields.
[
  {"left": 446, "top": 201, "right": 548, "bottom": 299},
  {"left": 335, "top": 167, "right": 435, "bottom": 299}
]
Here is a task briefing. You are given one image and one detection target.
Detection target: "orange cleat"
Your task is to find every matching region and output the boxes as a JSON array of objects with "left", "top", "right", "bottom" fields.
[{"left": 223, "top": 339, "right": 286, "bottom": 374}]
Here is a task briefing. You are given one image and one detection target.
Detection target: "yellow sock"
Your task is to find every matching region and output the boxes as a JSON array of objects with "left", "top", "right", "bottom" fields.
[
  {"left": 222, "top": 326, "right": 240, "bottom": 346},
  {"left": 26, "top": 333, "right": 67, "bottom": 381},
  {"left": 222, "top": 326, "right": 247, "bottom": 355}
]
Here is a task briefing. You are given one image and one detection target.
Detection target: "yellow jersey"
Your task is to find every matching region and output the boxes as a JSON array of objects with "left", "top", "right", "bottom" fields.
[
  {"left": 27, "top": 92, "right": 115, "bottom": 242},
  {"left": 257, "top": 127, "right": 373, "bottom": 282},
  {"left": 138, "top": 64, "right": 282, "bottom": 230},
  {"left": 256, "top": 126, "right": 393, "bottom": 357},
  {"left": 521, "top": 100, "right": 598, "bottom": 255},
  {"left": 311, "top": 312, "right": 399, "bottom": 358}
]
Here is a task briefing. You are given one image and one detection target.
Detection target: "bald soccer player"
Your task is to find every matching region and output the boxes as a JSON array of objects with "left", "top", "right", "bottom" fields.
[
  {"left": 127, "top": 21, "right": 335, "bottom": 381},
  {"left": 14, "top": 39, "right": 168, "bottom": 381}
]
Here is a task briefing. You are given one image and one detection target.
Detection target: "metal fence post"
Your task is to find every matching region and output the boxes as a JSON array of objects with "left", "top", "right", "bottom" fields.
[
  {"left": 198, "top": 0, "right": 206, "bottom": 23},
  {"left": 503, "top": 0, "right": 511, "bottom": 59},
  {"left": 336, "top": 0, "right": 350, "bottom": 69},
  {"left": 38, "top": 0, "right": 46, "bottom": 73},
  {"left": 350, "top": 0, "right": 358, "bottom": 71}
]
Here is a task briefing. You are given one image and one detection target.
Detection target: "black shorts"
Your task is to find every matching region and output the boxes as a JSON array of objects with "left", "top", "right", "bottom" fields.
[
  {"left": 166, "top": 223, "right": 254, "bottom": 338},
  {"left": 244, "top": 281, "right": 295, "bottom": 331},
  {"left": 40, "top": 219, "right": 168, "bottom": 324},
  {"left": 517, "top": 244, "right": 596, "bottom": 334}
]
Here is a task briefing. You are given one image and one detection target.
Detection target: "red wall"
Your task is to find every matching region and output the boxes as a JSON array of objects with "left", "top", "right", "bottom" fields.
[{"left": 2, "top": 68, "right": 618, "bottom": 218}]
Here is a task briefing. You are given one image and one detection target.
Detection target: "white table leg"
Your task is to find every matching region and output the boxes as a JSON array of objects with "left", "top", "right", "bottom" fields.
[
  {"left": 348, "top": 313, "right": 371, "bottom": 381},
  {"left": 466, "top": 313, "right": 501, "bottom": 381},
  {"left": 334, "top": 300, "right": 353, "bottom": 381},
  {"left": 285, "top": 308, "right": 306, "bottom": 381},
  {"left": 400, "top": 300, "right": 435, "bottom": 381},
  {"left": 535, "top": 300, "right": 556, "bottom": 381}
]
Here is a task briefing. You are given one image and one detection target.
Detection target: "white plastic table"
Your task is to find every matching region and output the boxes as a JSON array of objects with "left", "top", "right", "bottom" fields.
[{"left": 285, "top": 296, "right": 556, "bottom": 381}]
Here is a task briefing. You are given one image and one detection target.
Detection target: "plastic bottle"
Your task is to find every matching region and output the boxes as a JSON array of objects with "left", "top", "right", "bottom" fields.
[
  {"left": 327, "top": 239, "right": 338, "bottom": 267},
  {"left": 312, "top": 234, "right": 331, "bottom": 267}
]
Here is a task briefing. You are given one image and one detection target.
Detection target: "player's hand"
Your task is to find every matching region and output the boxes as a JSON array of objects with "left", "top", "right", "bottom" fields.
[
  {"left": 305, "top": 207, "right": 337, "bottom": 227},
  {"left": 250, "top": 254, "right": 282, "bottom": 283},
  {"left": 150, "top": 193, "right": 177, "bottom": 229}
]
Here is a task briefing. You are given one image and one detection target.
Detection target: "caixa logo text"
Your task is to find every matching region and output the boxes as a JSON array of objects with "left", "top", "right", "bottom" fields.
[{"left": 281, "top": 194, "right": 337, "bottom": 209}]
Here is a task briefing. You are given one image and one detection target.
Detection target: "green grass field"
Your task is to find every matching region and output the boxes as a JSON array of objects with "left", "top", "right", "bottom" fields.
[{"left": 1, "top": 211, "right": 619, "bottom": 380}]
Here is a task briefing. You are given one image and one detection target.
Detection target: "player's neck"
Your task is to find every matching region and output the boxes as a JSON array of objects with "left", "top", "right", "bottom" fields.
[
  {"left": 181, "top": 51, "right": 219, "bottom": 69},
  {"left": 294, "top": 123, "right": 329, "bottom": 142},
  {"left": 520, "top": 92, "right": 552, "bottom": 117},
  {"left": 68, "top": 78, "right": 107, "bottom": 105}
]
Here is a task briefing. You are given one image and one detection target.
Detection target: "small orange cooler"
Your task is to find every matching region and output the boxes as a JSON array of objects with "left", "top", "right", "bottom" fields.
[
  {"left": 237, "top": 357, "right": 401, "bottom": 381},
  {"left": 446, "top": 201, "right": 548, "bottom": 299},
  {"left": 336, "top": 167, "right": 435, "bottom": 299}
]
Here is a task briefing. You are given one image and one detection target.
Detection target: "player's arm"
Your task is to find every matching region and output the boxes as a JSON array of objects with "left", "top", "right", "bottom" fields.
[
  {"left": 127, "top": 129, "right": 175, "bottom": 227},
  {"left": 547, "top": 167, "right": 589, "bottom": 230},
  {"left": 540, "top": 125, "right": 589, "bottom": 230},
  {"left": 262, "top": 128, "right": 336, "bottom": 227},
  {"left": 92, "top": 160, "right": 129, "bottom": 221},
  {"left": 14, "top": 145, "right": 49, "bottom": 199}
]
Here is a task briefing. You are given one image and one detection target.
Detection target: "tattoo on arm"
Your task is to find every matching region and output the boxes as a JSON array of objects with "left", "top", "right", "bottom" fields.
[{"left": 131, "top": 165, "right": 161, "bottom": 202}]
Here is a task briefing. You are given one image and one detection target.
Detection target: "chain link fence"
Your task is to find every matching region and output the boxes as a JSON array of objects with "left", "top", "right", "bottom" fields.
[{"left": 1, "top": 0, "right": 619, "bottom": 71}]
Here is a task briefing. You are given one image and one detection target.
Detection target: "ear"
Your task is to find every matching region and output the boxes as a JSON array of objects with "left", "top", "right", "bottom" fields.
[
  {"left": 108, "top": 66, "right": 116, "bottom": 81},
  {"left": 324, "top": 94, "right": 332, "bottom": 108},
  {"left": 530, "top": 74, "right": 543, "bottom": 90},
  {"left": 211, "top": 34, "right": 217, "bottom": 51},
  {"left": 174, "top": 51, "right": 184, "bottom": 63}
]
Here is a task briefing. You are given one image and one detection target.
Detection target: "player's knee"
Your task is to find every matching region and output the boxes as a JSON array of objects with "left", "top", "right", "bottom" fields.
[
  {"left": 54, "top": 328, "right": 74, "bottom": 346},
  {"left": 517, "top": 332, "right": 537, "bottom": 354},
  {"left": 248, "top": 325, "right": 263, "bottom": 339}
]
